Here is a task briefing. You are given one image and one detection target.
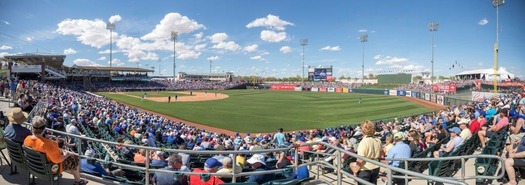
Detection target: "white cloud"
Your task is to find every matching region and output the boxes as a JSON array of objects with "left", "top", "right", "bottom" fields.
[
  {"left": 207, "top": 56, "right": 219, "bottom": 61},
  {"left": 97, "top": 56, "right": 106, "bottom": 61},
  {"left": 250, "top": 55, "right": 263, "bottom": 61},
  {"left": 260, "top": 30, "right": 288, "bottom": 43},
  {"left": 141, "top": 12, "right": 205, "bottom": 41},
  {"left": 194, "top": 44, "right": 207, "bottom": 51},
  {"left": 246, "top": 14, "right": 293, "bottom": 31},
  {"left": 374, "top": 54, "right": 408, "bottom": 65},
  {"left": 320, "top": 46, "right": 341, "bottom": 51},
  {"left": 280, "top": 46, "right": 292, "bottom": 54},
  {"left": 26, "top": 37, "right": 33, "bottom": 41},
  {"left": 0, "top": 52, "right": 11, "bottom": 58},
  {"left": 108, "top": 15, "right": 122, "bottom": 24},
  {"left": 244, "top": 44, "right": 258, "bottom": 52},
  {"left": 63, "top": 48, "right": 77, "bottom": 55},
  {"left": 358, "top": 29, "right": 368, "bottom": 33},
  {"left": 0, "top": 45, "right": 12, "bottom": 50},
  {"left": 193, "top": 32, "right": 204, "bottom": 43},
  {"left": 56, "top": 17, "right": 116, "bottom": 48},
  {"left": 1, "top": 20, "right": 9, "bottom": 25},
  {"left": 392, "top": 64, "right": 425, "bottom": 71},
  {"left": 212, "top": 41, "right": 240, "bottom": 51},
  {"left": 73, "top": 59, "right": 102, "bottom": 66},
  {"left": 478, "top": 18, "right": 488, "bottom": 26},
  {"left": 209, "top": 33, "right": 228, "bottom": 44},
  {"left": 108, "top": 58, "right": 124, "bottom": 66}
]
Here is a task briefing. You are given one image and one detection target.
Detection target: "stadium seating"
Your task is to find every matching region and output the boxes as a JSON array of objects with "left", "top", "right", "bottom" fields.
[
  {"left": 22, "top": 146, "right": 62, "bottom": 185},
  {"left": 5, "top": 139, "right": 28, "bottom": 176}
]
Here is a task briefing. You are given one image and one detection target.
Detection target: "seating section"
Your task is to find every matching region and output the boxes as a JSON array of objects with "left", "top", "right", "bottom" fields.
[
  {"left": 22, "top": 146, "right": 62, "bottom": 185},
  {"left": 474, "top": 130, "right": 508, "bottom": 185}
]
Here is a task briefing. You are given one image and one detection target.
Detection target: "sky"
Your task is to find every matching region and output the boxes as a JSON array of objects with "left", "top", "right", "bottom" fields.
[{"left": 0, "top": 0, "right": 524, "bottom": 78}]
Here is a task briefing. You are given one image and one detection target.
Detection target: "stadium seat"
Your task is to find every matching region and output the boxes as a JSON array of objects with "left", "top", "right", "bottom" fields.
[
  {"left": 261, "top": 178, "right": 300, "bottom": 185},
  {"left": 22, "top": 146, "right": 62, "bottom": 185},
  {"left": 6, "top": 138, "right": 28, "bottom": 176}
]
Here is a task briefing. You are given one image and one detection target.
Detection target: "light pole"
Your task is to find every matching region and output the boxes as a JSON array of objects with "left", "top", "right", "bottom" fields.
[
  {"left": 157, "top": 58, "right": 161, "bottom": 75},
  {"left": 492, "top": 0, "right": 504, "bottom": 97},
  {"left": 106, "top": 22, "right": 116, "bottom": 68},
  {"left": 300, "top": 39, "right": 308, "bottom": 83},
  {"left": 209, "top": 59, "right": 212, "bottom": 75},
  {"left": 360, "top": 34, "right": 368, "bottom": 84},
  {"left": 171, "top": 31, "right": 178, "bottom": 80},
  {"left": 428, "top": 22, "right": 439, "bottom": 84}
]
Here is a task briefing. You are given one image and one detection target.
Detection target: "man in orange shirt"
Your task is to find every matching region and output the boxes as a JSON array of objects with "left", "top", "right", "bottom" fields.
[
  {"left": 23, "top": 116, "right": 87, "bottom": 185},
  {"left": 189, "top": 158, "right": 225, "bottom": 185}
]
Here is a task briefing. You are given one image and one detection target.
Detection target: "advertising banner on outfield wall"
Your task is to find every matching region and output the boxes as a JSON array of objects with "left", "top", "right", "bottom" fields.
[
  {"left": 432, "top": 84, "right": 457, "bottom": 93},
  {"left": 425, "top": 93, "right": 431, "bottom": 101},
  {"left": 294, "top": 87, "right": 302, "bottom": 91},
  {"left": 437, "top": 95, "right": 444, "bottom": 105},
  {"left": 431, "top": 94, "right": 437, "bottom": 103},
  {"left": 336, "top": 88, "right": 343, "bottom": 93},
  {"left": 398, "top": 90, "right": 406, "bottom": 96},
  {"left": 384, "top": 89, "right": 389, "bottom": 95},
  {"left": 411, "top": 92, "right": 417, "bottom": 98},
  {"left": 389, "top": 90, "right": 397, "bottom": 96},
  {"left": 327, "top": 88, "right": 335, "bottom": 92},
  {"left": 319, "top": 87, "right": 327, "bottom": 92},
  {"left": 311, "top": 87, "right": 319, "bottom": 92},
  {"left": 416, "top": 92, "right": 421, "bottom": 99},
  {"left": 270, "top": 84, "right": 296, "bottom": 91},
  {"left": 343, "top": 88, "right": 349, "bottom": 93}
]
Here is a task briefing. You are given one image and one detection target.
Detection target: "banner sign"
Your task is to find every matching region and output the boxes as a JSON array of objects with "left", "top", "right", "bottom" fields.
[
  {"left": 406, "top": 91, "right": 411, "bottom": 97},
  {"left": 311, "top": 87, "right": 319, "bottom": 92},
  {"left": 11, "top": 65, "right": 42, "bottom": 73},
  {"left": 437, "top": 95, "right": 444, "bottom": 105},
  {"left": 425, "top": 93, "right": 431, "bottom": 101},
  {"left": 411, "top": 91, "right": 417, "bottom": 98},
  {"left": 389, "top": 90, "right": 397, "bottom": 96},
  {"left": 335, "top": 88, "right": 343, "bottom": 93},
  {"left": 294, "top": 87, "right": 302, "bottom": 91},
  {"left": 342, "top": 88, "right": 349, "bottom": 93},
  {"left": 319, "top": 87, "right": 327, "bottom": 92},
  {"left": 398, "top": 90, "right": 406, "bottom": 96},
  {"left": 384, "top": 89, "right": 389, "bottom": 95},
  {"left": 327, "top": 88, "right": 335, "bottom": 92},
  {"left": 431, "top": 94, "right": 437, "bottom": 103},
  {"left": 270, "top": 84, "right": 296, "bottom": 91},
  {"left": 432, "top": 84, "right": 457, "bottom": 93}
]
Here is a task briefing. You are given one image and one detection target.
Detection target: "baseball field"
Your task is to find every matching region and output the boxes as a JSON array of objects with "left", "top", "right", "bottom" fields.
[{"left": 98, "top": 90, "right": 435, "bottom": 133}]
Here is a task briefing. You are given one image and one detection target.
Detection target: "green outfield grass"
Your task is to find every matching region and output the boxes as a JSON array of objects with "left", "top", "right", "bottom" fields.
[
  {"left": 98, "top": 90, "right": 432, "bottom": 133},
  {"left": 125, "top": 91, "right": 191, "bottom": 97}
]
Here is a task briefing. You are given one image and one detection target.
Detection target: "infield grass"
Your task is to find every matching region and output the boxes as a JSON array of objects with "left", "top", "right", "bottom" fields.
[
  {"left": 98, "top": 90, "right": 432, "bottom": 133},
  {"left": 124, "top": 91, "right": 191, "bottom": 97}
]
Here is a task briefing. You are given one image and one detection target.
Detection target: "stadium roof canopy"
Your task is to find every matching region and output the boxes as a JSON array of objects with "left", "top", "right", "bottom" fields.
[
  {"left": 3, "top": 53, "right": 66, "bottom": 69},
  {"left": 455, "top": 67, "right": 515, "bottom": 80},
  {"left": 69, "top": 65, "right": 154, "bottom": 72}
]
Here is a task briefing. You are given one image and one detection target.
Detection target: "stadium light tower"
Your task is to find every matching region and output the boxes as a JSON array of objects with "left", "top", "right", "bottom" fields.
[
  {"left": 209, "top": 59, "right": 213, "bottom": 75},
  {"left": 171, "top": 31, "right": 178, "bottom": 80},
  {"left": 428, "top": 22, "right": 439, "bottom": 84},
  {"left": 492, "top": 0, "right": 504, "bottom": 97},
  {"left": 360, "top": 34, "right": 368, "bottom": 84},
  {"left": 106, "top": 22, "right": 116, "bottom": 68},
  {"left": 300, "top": 39, "right": 308, "bottom": 83}
]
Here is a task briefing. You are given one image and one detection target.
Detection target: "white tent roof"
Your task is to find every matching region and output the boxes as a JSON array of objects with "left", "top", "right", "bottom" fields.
[{"left": 456, "top": 67, "right": 514, "bottom": 76}]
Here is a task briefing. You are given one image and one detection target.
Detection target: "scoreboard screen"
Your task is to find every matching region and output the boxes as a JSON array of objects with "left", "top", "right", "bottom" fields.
[{"left": 309, "top": 67, "right": 333, "bottom": 81}]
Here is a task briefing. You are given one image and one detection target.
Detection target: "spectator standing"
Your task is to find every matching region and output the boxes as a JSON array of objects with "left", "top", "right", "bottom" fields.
[
  {"left": 353, "top": 120, "right": 382, "bottom": 185},
  {"left": 273, "top": 128, "right": 286, "bottom": 147}
]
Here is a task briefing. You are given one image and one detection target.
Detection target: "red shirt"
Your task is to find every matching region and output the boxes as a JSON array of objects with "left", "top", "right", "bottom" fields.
[
  {"left": 469, "top": 119, "right": 480, "bottom": 134},
  {"left": 189, "top": 168, "right": 225, "bottom": 185}
]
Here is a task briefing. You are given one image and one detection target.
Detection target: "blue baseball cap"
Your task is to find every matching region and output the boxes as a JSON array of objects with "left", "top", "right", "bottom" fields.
[
  {"left": 448, "top": 127, "right": 461, "bottom": 135},
  {"left": 204, "top": 158, "right": 222, "bottom": 168}
]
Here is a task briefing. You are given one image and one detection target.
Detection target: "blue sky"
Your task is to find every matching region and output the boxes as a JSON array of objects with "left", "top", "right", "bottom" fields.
[{"left": 0, "top": 0, "right": 524, "bottom": 78}]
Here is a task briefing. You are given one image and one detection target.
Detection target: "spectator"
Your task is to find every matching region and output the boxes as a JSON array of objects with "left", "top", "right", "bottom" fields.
[
  {"left": 151, "top": 151, "right": 167, "bottom": 167},
  {"left": 503, "top": 135, "right": 525, "bottom": 185},
  {"left": 386, "top": 132, "right": 411, "bottom": 185},
  {"left": 434, "top": 127, "right": 463, "bottom": 157},
  {"left": 353, "top": 120, "right": 382, "bottom": 185},
  {"left": 246, "top": 154, "right": 276, "bottom": 184},
  {"left": 478, "top": 108, "right": 509, "bottom": 148},
  {"left": 290, "top": 157, "right": 309, "bottom": 180},
  {"left": 216, "top": 157, "right": 242, "bottom": 174},
  {"left": 189, "top": 158, "right": 225, "bottom": 185},
  {"left": 383, "top": 134, "right": 394, "bottom": 156},
  {"left": 66, "top": 119, "right": 81, "bottom": 135},
  {"left": 458, "top": 120, "right": 472, "bottom": 140},
  {"left": 152, "top": 154, "right": 189, "bottom": 185},
  {"left": 23, "top": 116, "right": 88, "bottom": 185},
  {"left": 134, "top": 149, "right": 147, "bottom": 163},
  {"left": 273, "top": 128, "right": 286, "bottom": 147},
  {"left": 80, "top": 149, "right": 109, "bottom": 176},
  {"left": 4, "top": 107, "right": 31, "bottom": 143}
]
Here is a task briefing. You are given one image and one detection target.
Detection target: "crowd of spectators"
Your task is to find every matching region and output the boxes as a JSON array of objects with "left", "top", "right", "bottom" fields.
[{"left": 1, "top": 79, "right": 525, "bottom": 184}]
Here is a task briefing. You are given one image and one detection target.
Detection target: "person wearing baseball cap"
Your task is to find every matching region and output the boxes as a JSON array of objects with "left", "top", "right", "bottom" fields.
[
  {"left": 189, "top": 157, "right": 224, "bottom": 185},
  {"left": 246, "top": 154, "right": 276, "bottom": 184},
  {"left": 458, "top": 119, "right": 472, "bottom": 140},
  {"left": 386, "top": 132, "right": 411, "bottom": 184},
  {"left": 434, "top": 127, "right": 463, "bottom": 158}
]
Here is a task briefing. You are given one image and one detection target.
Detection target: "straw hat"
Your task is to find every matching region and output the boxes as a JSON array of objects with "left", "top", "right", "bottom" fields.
[{"left": 8, "top": 108, "right": 28, "bottom": 124}]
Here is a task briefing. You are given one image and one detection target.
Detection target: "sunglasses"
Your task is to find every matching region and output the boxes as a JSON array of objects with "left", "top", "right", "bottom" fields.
[{"left": 33, "top": 125, "right": 46, "bottom": 130}]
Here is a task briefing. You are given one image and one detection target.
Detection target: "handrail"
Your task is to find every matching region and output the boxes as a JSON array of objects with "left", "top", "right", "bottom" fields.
[
  {"left": 384, "top": 154, "right": 506, "bottom": 181},
  {"left": 22, "top": 123, "right": 473, "bottom": 185}
]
